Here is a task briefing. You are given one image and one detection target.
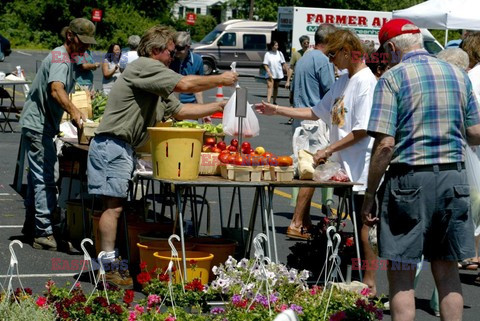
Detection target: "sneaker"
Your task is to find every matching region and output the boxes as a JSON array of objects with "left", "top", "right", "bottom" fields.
[
  {"left": 33, "top": 235, "right": 57, "bottom": 251},
  {"left": 287, "top": 118, "right": 294, "bottom": 125}
]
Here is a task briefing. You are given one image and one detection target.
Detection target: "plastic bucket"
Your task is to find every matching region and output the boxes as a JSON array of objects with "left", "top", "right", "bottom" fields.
[
  {"left": 153, "top": 250, "right": 214, "bottom": 284},
  {"left": 138, "top": 241, "right": 195, "bottom": 276},
  {"left": 190, "top": 237, "right": 237, "bottom": 281},
  {"left": 148, "top": 127, "right": 205, "bottom": 180}
]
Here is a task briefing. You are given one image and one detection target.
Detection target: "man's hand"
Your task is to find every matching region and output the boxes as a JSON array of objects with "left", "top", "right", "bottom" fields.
[
  {"left": 361, "top": 193, "right": 379, "bottom": 227},
  {"left": 202, "top": 116, "right": 212, "bottom": 124},
  {"left": 285, "top": 80, "right": 290, "bottom": 89},
  {"left": 70, "top": 108, "right": 86, "bottom": 129},
  {"left": 313, "top": 148, "right": 330, "bottom": 166},
  {"left": 220, "top": 71, "right": 238, "bottom": 86},
  {"left": 254, "top": 101, "right": 277, "bottom": 115}
]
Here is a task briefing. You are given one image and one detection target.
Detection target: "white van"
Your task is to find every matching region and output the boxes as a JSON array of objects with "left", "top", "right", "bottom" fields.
[{"left": 192, "top": 20, "right": 277, "bottom": 75}]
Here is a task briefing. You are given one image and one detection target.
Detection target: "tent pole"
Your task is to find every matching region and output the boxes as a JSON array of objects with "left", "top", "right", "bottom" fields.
[{"left": 444, "top": 29, "right": 449, "bottom": 47}]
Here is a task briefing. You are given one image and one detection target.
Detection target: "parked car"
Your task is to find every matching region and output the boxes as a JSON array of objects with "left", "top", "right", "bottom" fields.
[
  {"left": 0, "top": 34, "right": 12, "bottom": 62},
  {"left": 192, "top": 20, "right": 277, "bottom": 75}
]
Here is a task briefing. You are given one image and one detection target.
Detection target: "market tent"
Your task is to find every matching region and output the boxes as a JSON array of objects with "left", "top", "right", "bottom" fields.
[{"left": 392, "top": 0, "right": 480, "bottom": 45}]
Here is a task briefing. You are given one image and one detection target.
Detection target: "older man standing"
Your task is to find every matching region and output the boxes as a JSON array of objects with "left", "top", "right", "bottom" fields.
[
  {"left": 361, "top": 19, "right": 480, "bottom": 321},
  {"left": 20, "top": 18, "right": 93, "bottom": 250},
  {"left": 87, "top": 26, "right": 237, "bottom": 288}
]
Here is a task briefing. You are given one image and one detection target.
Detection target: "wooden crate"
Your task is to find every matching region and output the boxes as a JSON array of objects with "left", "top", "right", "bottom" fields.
[
  {"left": 221, "top": 165, "right": 264, "bottom": 182},
  {"left": 272, "top": 166, "right": 295, "bottom": 182},
  {"left": 199, "top": 152, "right": 221, "bottom": 175},
  {"left": 63, "top": 90, "right": 92, "bottom": 122},
  {"left": 77, "top": 122, "right": 99, "bottom": 145}
]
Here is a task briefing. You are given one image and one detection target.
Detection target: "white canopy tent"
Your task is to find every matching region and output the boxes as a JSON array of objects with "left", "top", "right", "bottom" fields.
[{"left": 392, "top": 0, "right": 480, "bottom": 45}]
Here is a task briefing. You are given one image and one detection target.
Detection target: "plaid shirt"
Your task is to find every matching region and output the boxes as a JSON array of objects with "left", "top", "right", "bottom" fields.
[{"left": 368, "top": 50, "right": 480, "bottom": 165}]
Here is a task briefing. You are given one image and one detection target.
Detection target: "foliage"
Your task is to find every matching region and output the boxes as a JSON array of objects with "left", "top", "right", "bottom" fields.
[
  {"left": 173, "top": 15, "right": 219, "bottom": 43},
  {"left": 287, "top": 216, "right": 356, "bottom": 282},
  {"left": 0, "top": 288, "right": 56, "bottom": 321},
  {"left": 91, "top": 90, "right": 108, "bottom": 122}
]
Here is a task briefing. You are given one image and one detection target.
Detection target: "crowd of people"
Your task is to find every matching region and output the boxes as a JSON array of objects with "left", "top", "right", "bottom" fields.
[{"left": 16, "top": 15, "right": 480, "bottom": 321}]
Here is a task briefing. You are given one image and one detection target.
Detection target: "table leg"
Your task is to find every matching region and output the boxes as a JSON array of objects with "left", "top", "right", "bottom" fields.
[
  {"left": 245, "top": 187, "right": 260, "bottom": 258},
  {"left": 348, "top": 189, "right": 363, "bottom": 281},
  {"left": 174, "top": 186, "right": 188, "bottom": 280},
  {"left": 259, "top": 186, "right": 272, "bottom": 259},
  {"left": 267, "top": 186, "right": 279, "bottom": 263},
  {"left": 217, "top": 187, "right": 224, "bottom": 229}
]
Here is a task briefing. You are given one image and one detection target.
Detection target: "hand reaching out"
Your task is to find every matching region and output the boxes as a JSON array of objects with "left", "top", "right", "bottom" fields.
[{"left": 254, "top": 100, "right": 277, "bottom": 115}]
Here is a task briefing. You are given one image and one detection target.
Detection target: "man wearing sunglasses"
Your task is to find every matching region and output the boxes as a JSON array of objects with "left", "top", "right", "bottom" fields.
[
  {"left": 170, "top": 32, "right": 210, "bottom": 123},
  {"left": 87, "top": 25, "right": 237, "bottom": 289},
  {"left": 20, "top": 18, "right": 96, "bottom": 251}
]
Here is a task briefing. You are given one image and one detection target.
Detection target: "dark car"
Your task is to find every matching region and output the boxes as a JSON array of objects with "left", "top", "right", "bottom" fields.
[{"left": 0, "top": 34, "right": 12, "bottom": 62}]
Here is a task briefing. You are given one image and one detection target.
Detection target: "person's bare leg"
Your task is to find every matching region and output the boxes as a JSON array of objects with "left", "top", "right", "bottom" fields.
[
  {"left": 272, "top": 80, "right": 279, "bottom": 104},
  {"left": 289, "top": 187, "right": 314, "bottom": 230},
  {"left": 266, "top": 78, "right": 273, "bottom": 103},
  {"left": 431, "top": 260, "right": 463, "bottom": 321},
  {"left": 362, "top": 225, "right": 377, "bottom": 297},
  {"left": 99, "top": 196, "right": 124, "bottom": 252},
  {"left": 388, "top": 260, "right": 416, "bottom": 321}
]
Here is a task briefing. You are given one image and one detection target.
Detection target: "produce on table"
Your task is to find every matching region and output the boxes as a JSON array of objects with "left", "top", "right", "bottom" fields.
[
  {"left": 277, "top": 155, "right": 293, "bottom": 166},
  {"left": 173, "top": 120, "right": 224, "bottom": 134},
  {"left": 91, "top": 91, "right": 108, "bottom": 122}
]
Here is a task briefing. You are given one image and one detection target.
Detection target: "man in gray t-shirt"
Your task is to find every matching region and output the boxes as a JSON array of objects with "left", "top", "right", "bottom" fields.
[{"left": 20, "top": 18, "right": 96, "bottom": 250}]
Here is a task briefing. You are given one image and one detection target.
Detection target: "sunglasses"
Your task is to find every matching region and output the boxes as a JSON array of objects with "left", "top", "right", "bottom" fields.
[
  {"left": 175, "top": 45, "right": 188, "bottom": 51},
  {"left": 165, "top": 48, "right": 176, "bottom": 58}
]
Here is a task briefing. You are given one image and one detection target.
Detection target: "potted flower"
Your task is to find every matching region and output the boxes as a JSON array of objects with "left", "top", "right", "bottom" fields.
[{"left": 0, "top": 288, "right": 55, "bottom": 321}]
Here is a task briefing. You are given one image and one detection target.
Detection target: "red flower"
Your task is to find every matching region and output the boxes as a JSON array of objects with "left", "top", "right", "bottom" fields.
[
  {"left": 108, "top": 303, "right": 124, "bottom": 315},
  {"left": 329, "top": 311, "right": 347, "bottom": 321},
  {"left": 123, "top": 289, "right": 135, "bottom": 305},
  {"left": 84, "top": 306, "right": 93, "bottom": 314},
  {"left": 158, "top": 273, "right": 170, "bottom": 282},
  {"left": 36, "top": 296, "right": 47, "bottom": 308},
  {"left": 189, "top": 259, "right": 197, "bottom": 265},
  {"left": 140, "top": 261, "right": 148, "bottom": 270},
  {"left": 94, "top": 296, "right": 109, "bottom": 307},
  {"left": 185, "top": 278, "right": 204, "bottom": 291},
  {"left": 137, "top": 271, "right": 152, "bottom": 285},
  {"left": 345, "top": 237, "right": 354, "bottom": 247}
]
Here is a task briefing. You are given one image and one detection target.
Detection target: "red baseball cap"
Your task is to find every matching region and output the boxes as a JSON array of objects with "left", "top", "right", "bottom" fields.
[{"left": 379, "top": 18, "right": 420, "bottom": 46}]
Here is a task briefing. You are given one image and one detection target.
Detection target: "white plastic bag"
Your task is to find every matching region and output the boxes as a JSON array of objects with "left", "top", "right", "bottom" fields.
[
  {"left": 222, "top": 62, "right": 260, "bottom": 137},
  {"left": 292, "top": 120, "right": 329, "bottom": 171},
  {"left": 465, "top": 145, "right": 480, "bottom": 235},
  {"left": 313, "top": 162, "right": 341, "bottom": 181}
]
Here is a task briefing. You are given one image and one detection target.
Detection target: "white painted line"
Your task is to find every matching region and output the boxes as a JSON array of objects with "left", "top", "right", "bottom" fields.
[
  {"left": 0, "top": 193, "right": 11, "bottom": 196},
  {"left": 0, "top": 225, "right": 23, "bottom": 228},
  {"left": 0, "top": 273, "right": 77, "bottom": 278},
  {"left": 16, "top": 50, "right": 33, "bottom": 56}
]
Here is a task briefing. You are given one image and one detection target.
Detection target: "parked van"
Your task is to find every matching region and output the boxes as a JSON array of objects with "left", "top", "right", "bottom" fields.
[{"left": 192, "top": 20, "right": 277, "bottom": 75}]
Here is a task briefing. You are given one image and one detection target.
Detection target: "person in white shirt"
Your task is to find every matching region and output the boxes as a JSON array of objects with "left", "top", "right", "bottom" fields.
[
  {"left": 119, "top": 35, "right": 140, "bottom": 72},
  {"left": 255, "top": 29, "right": 379, "bottom": 296},
  {"left": 263, "top": 40, "right": 286, "bottom": 104}
]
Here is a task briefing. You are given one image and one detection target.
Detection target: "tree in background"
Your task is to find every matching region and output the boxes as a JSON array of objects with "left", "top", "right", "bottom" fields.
[{"left": 173, "top": 15, "right": 218, "bottom": 42}]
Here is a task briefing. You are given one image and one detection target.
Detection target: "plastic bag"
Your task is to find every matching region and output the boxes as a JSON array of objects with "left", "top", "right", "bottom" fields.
[
  {"left": 465, "top": 145, "right": 480, "bottom": 235},
  {"left": 313, "top": 162, "right": 341, "bottom": 181},
  {"left": 297, "top": 149, "right": 315, "bottom": 180},
  {"left": 222, "top": 62, "right": 260, "bottom": 137}
]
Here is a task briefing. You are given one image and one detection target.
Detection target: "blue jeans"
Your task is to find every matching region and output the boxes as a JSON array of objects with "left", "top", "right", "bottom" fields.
[{"left": 23, "top": 128, "right": 58, "bottom": 237}]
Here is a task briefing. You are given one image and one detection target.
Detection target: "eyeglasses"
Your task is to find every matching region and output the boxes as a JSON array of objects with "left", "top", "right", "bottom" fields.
[
  {"left": 328, "top": 48, "right": 343, "bottom": 61},
  {"left": 165, "top": 48, "right": 176, "bottom": 58},
  {"left": 302, "top": 41, "right": 310, "bottom": 45},
  {"left": 175, "top": 45, "right": 188, "bottom": 51}
]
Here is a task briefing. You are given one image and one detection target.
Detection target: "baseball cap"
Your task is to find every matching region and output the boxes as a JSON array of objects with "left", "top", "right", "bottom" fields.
[
  {"left": 69, "top": 18, "right": 97, "bottom": 45},
  {"left": 378, "top": 18, "right": 420, "bottom": 47}
]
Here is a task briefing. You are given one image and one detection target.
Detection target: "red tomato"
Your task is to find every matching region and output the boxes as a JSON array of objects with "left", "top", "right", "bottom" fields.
[
  {"left": 277, "top": 156, "right": 293, "bottom": 166},
  {"left": 241, "top": 141, "right": 251, "bottom": 150},
  {"left": 228, "top": 145, "right": 237, "bottom": 152},
  {"left": 234, "top": 155, "right": 245, "bottom": 166},
  {"left": 218, "top": 153, "right": 230, "bottom": 164},
  {"left": 268, "top": 156, "right": 278, "bottom": 166},
  {"left": 263, "top": 152, "right": 274, "bottom": 159},
  {"left": 212, "top": 147, "right": 222, "bottom": 153},
  {"left": 230, "top": 139, "right": 239, "bottom": 147},
  {"left": 227, "top": 154, "right": 237, "bottom": 164},
  {"left": 243, "top": 155, "right": 253, "bottom": 166},
  {"left": 205, "top": 137, "right": 216, "bottom": 146},
  {"left": 216, "top": 141, "right": 227, "bottom": 150},
  {"left": 220, "top": 149, "right": 230, "bottom": 155},
  {"left": 259, "top": 156, "right": 269, "bottom": 166}
]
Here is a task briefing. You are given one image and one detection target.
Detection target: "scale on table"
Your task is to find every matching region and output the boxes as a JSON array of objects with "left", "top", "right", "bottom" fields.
[{"left": 234, "top": 86, "right": 248, "bottom": 147}]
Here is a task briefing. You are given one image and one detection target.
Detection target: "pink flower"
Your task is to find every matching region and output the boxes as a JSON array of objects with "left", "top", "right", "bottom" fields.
[
  {"left": 165, "top": 314, "right": 176, "bottom": 321},
  {"left": 345, "top": 237, "right": 354, "bottom": 247},
  {"left": 360, "top": 287, "right": 371, "bottom": 297},
  {"left": 128, "top": 311, "right": 137, "bottom": 321},
  {"left": 279, "top": 304, "right": 288, "bottom": 312},
  {"left": 135, "top": 304, "right": 145, "bottom": 314},
  {"left": 147, "top": 294, "right": 161, "bottom": 307},
  {"left": 36, "top": 296, "right": 47, "bottom": 308}
]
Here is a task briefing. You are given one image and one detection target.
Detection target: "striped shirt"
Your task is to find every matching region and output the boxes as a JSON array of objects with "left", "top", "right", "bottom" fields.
[{"left": 368, "top": 50, "right": 480, "bottom": 166}]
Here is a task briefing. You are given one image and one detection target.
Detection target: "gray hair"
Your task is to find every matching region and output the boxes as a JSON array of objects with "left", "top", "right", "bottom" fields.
[
  {"left": 437, "top": 48, "right": 469, "bottom": 70},
  {"left": 385, "top": 33, "right": 424, "bottom": 53},
  {"left": 299, "top": 35, "right": 310, "bottom": 44},
  {"left": 314, "top": 24, "right": 337, "bottom": 45},
  {"left": 174, "top": 31, "right": 192, "bottom": 47},
  {"left": 137, "top": 25, "right": 175, "bottom": 57},
  {"left": 127, "top": 35, "right": 141, "bottom": 49}
]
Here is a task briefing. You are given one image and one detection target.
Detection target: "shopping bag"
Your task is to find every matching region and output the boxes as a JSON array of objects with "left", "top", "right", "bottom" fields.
[
  {"left": 222, "top": 62, "right": 260, "bottom": 137},
  {"left": 465, "top": 146, "right": 480, "bottom": 235},
  {"left": 297, "top": 150, "right": 315, "bottom": 180},
  {"left": 292, "top": 120, "right": 329, "bottom": 171}
]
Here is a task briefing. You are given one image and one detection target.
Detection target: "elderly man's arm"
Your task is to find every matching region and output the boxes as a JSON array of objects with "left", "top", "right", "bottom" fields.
[
  {"left": 50, "top": 81, "right": 85, "bottom": 128},
  {"left": 466, "top": 124, "right": 480, "bottom": 145},
  {"left": 174, "top": 72, "right": 238, "bottom": 93},
  {"left": 361, "top": 133, "right": 395, "bottom": 226},
  {"left": 174, "top": 101, "right": 226, "bottom": 120}
]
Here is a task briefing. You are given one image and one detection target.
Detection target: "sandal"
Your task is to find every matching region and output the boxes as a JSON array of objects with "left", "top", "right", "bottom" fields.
[
  {"left": 286, "top": 226, "right": 312, "bottom": 241},
  {"left": 458, "top": 259, "right": 479, "bottom": 271}
]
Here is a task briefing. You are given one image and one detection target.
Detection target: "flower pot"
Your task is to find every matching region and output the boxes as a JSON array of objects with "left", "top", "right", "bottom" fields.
[
  {"left": 190, "top": 237, "right": 237, "bottom": 281},
  {"left": 137, "top": 240, "right": 195, "bottom": 276},
  {"left": 153, "top": 250, "right": 214, "bottom": 284}
]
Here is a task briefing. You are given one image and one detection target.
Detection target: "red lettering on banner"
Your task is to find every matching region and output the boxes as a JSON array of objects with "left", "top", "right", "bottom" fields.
[
  {"left": 358, "top": 16, "right": 367, "bottom": 26},
  {"left": 325, "top": 15, "right": 334, "bottom": 24},
  {"left": 336, "top": 15, "right": 346, "bottom": 24},
  {"left": 306, "top": 14, "right": 315, "bottom": 23},
  {"left": 348, "top": 16, "right": 357, "bottom": 25}
]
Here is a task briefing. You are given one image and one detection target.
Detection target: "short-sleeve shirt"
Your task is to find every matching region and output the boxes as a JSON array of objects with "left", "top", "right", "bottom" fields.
[
  {"left": 74, "top": 49, "right": 95, "bottom": 88},
  {"left": 20, "top": 45, "right": 75, "bottom": 137},
  {"left": 263, "top": 51, "right": 286, "bottom": 79},
  {"left": 169, "top": 51, "right": 204, "bottom": 103},
  {"left": 312, "top": 67, "right": 377, "bottom": 191},
  {"left": 292, "top": 50, "right": 335, "bottom": 108},
  {"left": 119, "top": 50, "right": 139, "bottom": 71},
  {"left": 368, "top": 50, "right": 480, "bottom": 165},
  {"left": 95, "top": 57, "right": 183, "bottom": 147}
]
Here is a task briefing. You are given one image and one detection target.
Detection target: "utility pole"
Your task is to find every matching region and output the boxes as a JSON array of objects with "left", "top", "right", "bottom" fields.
[{"left": 249, "top": 0, "right": 254, "bottom": 20}]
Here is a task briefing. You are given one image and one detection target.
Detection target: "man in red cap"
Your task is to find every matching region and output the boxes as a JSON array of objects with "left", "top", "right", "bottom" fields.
[{"left": 361, "top": 18, "right": 480, "bottom": 320}]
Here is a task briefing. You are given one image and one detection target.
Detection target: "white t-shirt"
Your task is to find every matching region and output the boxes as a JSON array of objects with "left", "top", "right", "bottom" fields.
[
  {"left": 119, "top": 50, "right": 139, "bottom": 70},
  {"left": 263, "top": 51, "right": 285, "bottom": 79},
  {"left": 312, "top": 67, "right": 377, "bottom": 192},
  {"left": 468, "top": 64, "right": 480, "bottom": 102}
]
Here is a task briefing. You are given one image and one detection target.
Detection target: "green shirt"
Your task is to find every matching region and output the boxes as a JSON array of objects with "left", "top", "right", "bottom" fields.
[
  {"left": 75, "top": 49, "right": 95, "bottom": 88},
  {"left": 95, "top": 57, "right": 183, "bottom": 147},
  {"left": 20, "top": 45, "right": 75, "bottom": 137}
]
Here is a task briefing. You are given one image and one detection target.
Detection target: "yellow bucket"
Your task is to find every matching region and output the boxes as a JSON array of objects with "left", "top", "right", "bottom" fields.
[
  {"left": 148, "top": 127, "right": 205, "bottom": 180},
  {"left": 138, "top": 241, "right": 195, "bottom": 277},
  {"left": 153, "top": 250, "right": 214, "bottom": 284},
  {"left": 135, "top": 121, "right": 172, "bottom": 154}
]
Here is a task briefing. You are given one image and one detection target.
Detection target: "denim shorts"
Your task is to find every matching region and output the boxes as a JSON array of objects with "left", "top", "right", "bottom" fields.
[
  {"left": 87, "top": 135, "right": 135, "bottom": 198},
  {"left": 377, "top": 163, "right": 475, "bottom": 262}
]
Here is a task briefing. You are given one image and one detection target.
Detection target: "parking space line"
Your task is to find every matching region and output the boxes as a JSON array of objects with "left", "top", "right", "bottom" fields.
[
  {"left": 0, "top": 273, "right": 77, "bottom": 278},
  {"left": 0, "top": 225, "right": 23, "bottom": 228}
]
